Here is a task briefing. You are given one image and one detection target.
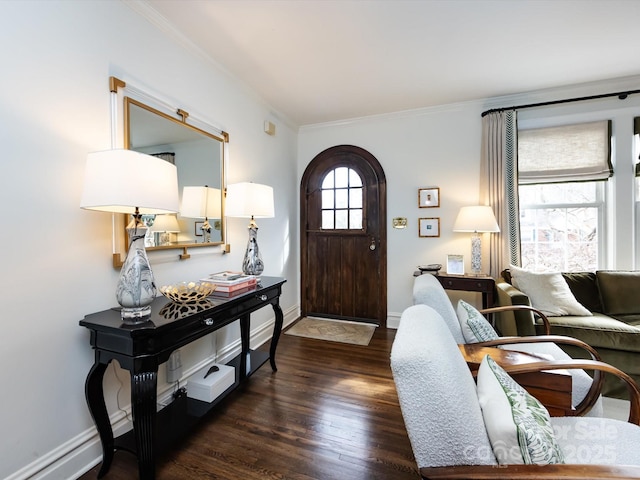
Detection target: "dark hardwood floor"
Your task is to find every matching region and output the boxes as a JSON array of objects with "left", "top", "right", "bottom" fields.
[{"left": 79, "top": 324, "right": 420, "bottom": 480}]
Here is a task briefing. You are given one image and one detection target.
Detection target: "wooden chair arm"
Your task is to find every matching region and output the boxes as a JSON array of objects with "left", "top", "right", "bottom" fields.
[
  {"left": 467, "top": 335, "right": 604, "bottom": 416},
  {"left": 499, "top": 359, "right": 640, "bottom": 425},
  {"left": 474, "top": 335, "right": 601, "bottom": 361},
  {"left": 478, "top": 335, "right": 603, "bottom": 415},
  {"left": 421, "top": 464, "right": 640, "bottom": 479},
  {"left": 480, "top": 304, "right": 551, "bottom": 335}
]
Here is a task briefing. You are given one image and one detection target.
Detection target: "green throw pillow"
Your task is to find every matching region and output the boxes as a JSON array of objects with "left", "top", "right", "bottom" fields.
[
  {"left": 477, "top": 355, "right": 565, "bottom": 465},
  {"left": 457, "top": 299, "right": 499, "bottom": 343}
]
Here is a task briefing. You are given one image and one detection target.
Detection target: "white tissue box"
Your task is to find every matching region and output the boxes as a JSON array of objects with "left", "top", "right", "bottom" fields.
[{"left": 186, "top": 363, "right": 235, "bottom": 403}]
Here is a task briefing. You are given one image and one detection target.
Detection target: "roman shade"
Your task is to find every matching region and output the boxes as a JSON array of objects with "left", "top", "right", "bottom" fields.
[{"left": 518, "top": 120, "right": 612, "bottom": 184}]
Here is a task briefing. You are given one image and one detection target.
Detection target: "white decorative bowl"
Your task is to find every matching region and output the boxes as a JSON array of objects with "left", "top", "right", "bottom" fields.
[{"left": 159, "top": 281, "right": 216, "bottom": 303}]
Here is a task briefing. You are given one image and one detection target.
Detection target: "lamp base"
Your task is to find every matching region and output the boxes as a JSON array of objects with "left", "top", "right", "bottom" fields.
[
  {"left": 470, "top": 232, "right": 482, "bottom": 276},
  {"left": 242, "top": 219, "right": 264, "bottom": 276},
  {"left": 202, "top": 218, "right": 212, "bottom": 243},
  {"left": 120, "top": 306, "right": 152, "bottom": 324},
  {"left": 116, "top": 217, "right": 156, "bottom": 323},
  {"left": 159, "top": 232, "right": 171, "bottom": 246}
]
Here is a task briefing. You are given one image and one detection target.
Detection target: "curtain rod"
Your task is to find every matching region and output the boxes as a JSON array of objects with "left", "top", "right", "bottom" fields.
[{"left": 481, "top": 88, "right": 640, "bottom": 117}]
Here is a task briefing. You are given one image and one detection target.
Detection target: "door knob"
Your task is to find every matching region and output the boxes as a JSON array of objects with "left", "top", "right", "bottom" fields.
[{"left": 369, "top": 238, "right": 376, "bottom": 251}]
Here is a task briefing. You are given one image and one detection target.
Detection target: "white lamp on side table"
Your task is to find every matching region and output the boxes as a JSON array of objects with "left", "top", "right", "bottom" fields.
[
  {"left": 180, "top": 185, "right": 222, "bottom": 243},
  {"left": 80, "top": 149, "right": 179, "bottom": 323},
  {"left": 225, "top": 182, "right": 275, "bottom": 276},
  {"left": 453, "top": 205, "right": 500, "bottom": 276}
]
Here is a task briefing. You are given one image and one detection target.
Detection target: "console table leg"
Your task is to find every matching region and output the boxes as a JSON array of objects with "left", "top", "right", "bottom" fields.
[
  {"left": 131, "top": 370, "right": 158, "bottom": 480},
  {"left": 269, "top": 302, "right": 283, "bottom": 372},
  {"left": 84, "top": 361, "right": 113, "bottom": 478},
  {"left": 240, "top": 314, "right": 250, "bottom": 379}
]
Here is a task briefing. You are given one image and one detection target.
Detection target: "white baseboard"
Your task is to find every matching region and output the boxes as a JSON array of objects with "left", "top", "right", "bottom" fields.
[
  {"left": 8, "top": 304, "right": 299, "bottom": 480},
  {"left": 387, "top": 311, "right": 401, "bottom": 329}
]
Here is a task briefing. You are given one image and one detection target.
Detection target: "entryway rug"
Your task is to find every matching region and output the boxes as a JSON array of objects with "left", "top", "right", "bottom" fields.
[{"left": 285, "top": 317, "right": 376, "bottom": 346}]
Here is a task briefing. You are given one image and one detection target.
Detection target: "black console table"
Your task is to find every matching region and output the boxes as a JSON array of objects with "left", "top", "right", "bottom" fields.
[{"left": 80, "top": 276, "right": 286, "bottom": 480}]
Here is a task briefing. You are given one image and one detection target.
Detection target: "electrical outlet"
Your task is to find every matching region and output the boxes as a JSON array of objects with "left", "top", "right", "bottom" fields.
[{"left": 166, "top": 350, "right": 182, "bottom": 383}]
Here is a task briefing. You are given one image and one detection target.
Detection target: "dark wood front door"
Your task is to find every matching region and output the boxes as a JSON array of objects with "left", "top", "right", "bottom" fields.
[{"left": 300, "top": 145, "right": 387, "bottom": 326}]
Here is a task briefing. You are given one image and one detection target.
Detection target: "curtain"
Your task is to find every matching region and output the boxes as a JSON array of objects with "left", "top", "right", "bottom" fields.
[
  {"left": 479, "top": 110, "right": 520, "bottom": 277},
  {"left": 635, "top": 117, "right": 640, "bottom": 176}
]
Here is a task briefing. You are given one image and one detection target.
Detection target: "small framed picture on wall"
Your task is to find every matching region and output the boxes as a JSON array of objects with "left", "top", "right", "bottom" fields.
[
  {"left": 446, "top": 254, "right": 465, "bottom": 275},
  {"left": 418, "top": 187, "right": 440, "bottom": 208},
  {"left": 419, "top": 217, "right": 440, "bottom": 237}
]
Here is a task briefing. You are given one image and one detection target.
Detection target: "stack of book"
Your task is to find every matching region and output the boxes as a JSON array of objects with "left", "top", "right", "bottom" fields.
[{"left": 203, "top": 271, "right": 257, "bottom": 297}]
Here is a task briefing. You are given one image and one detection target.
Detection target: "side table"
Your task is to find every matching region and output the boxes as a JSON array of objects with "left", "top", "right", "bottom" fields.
[{"left": 414, "top": 271, "right": 496, "bottom": 309}]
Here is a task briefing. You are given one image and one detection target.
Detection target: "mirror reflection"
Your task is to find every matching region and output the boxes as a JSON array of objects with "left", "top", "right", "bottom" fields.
[{"left": 124, "top": 97, "right": 225, "bottom": 253}]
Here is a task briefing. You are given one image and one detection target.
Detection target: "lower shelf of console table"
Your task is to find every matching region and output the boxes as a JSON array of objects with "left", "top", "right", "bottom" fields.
[
  {"left": 114, "top": 350, "right": 269, "bottom": 457},
  {"left": 80, "top": 276, "right": 286, "bottom": 480}
]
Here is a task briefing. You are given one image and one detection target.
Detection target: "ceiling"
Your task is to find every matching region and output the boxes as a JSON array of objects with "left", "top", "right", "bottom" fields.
[{"left": 141, "top": 0, "right": 640, "bottom": 127}]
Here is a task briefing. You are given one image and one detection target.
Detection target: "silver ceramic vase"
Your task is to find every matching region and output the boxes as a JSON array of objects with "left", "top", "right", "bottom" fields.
[{"left": 116, "top": 222, "right": 157, "bottom": 322}]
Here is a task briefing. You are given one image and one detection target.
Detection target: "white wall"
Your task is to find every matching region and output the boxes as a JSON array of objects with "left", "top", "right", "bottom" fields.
[{"left": 0, "top": 2, "right": 298, "bottom": 478}]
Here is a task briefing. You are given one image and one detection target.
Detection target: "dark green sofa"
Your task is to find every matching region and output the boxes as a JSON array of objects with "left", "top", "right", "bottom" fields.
[{"left": 496, "top": 269, "right": 640, "bottom": 398}]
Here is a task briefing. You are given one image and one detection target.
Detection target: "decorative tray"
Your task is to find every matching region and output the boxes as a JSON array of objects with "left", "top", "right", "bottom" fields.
[{"left": 159, "top": 281, "right": 217, "bottom": 303}]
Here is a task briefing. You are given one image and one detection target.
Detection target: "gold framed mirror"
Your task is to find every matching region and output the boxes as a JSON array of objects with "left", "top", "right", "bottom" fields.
[{"left": 113, "top": 96, "right": 227, "bottom": 265}]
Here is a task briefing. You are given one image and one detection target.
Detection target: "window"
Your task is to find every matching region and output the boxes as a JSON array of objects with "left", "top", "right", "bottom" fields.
[
  {"left": 519, "top": 182, "right": 603, "bottom": 272},
  {"left": 518, "top": 121, "right": 610, "bottom": 272},
  {"left": 321, "top": 167, "right": 363, "bottom": 229}
]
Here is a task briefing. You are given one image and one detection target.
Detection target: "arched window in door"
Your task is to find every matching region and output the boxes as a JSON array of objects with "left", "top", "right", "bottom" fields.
[{"left": 321, "top": 167, "right": 363, "bottom": 230}]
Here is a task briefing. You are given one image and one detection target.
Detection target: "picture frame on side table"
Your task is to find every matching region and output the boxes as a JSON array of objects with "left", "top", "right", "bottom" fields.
[
  {"left": 446, "top": 254, "right": 465, "bottom": 275},
  {"left": 194, "top": 221, "right": 204, "bottom": 237},
  {"left": 418, "top": 187, "right": 440, "bottom": 208},
  {"left": 419, "top": 217, "right": 440, "bottom": 237}
]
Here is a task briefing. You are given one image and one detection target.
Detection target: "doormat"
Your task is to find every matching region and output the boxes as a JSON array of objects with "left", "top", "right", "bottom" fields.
[{"left": 285, "top": 317, "right": 376, "bottom": 346}]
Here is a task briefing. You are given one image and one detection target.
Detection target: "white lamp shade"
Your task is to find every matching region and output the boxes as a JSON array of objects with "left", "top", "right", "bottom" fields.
[
  {"left": 180, "top": 186, "right": 222, "bottom": 219},
  {"left": 225, "top": 182, "right": 275, "bottom": 218},
  {"left": 152, "top": 214, "right": 181, "bottom": 232},
  {"left": 453, "top": 206, "right": 500, "bottom": 233},
  {"left": 80, "top": 149, "right": 179, "bottom": 214}
]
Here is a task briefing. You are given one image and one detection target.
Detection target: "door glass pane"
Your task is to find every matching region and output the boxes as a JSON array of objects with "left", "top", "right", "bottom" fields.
[
  {"left": 322, "top": 171, "right": 334, "bottom": 189},
  {"left": 322, "top": 210, "right": 334, "bottom": 229},
  {"left": 335, "top": 189, "right": 348, "bottom": 208},
  {"left": 322, "top": 190, "right": 334, "bottom": 209},
  {"left": 350, "top": 209, "right": 363, "bottom": 229},
  {"left": 335, "top": 210, "right": 348, "bottom": 229},
  {"left": 335, "top": 167, "right": 349, "bottom": 188},
  {"left": 349, "top": 169, "right": 362, "bottom": 187},
  {"left": 349, "top": 188, "right": 362, "bottom": 208}
]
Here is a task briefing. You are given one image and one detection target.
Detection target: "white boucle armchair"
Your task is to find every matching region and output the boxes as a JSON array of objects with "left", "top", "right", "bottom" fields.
[
  {"left": 391, "top": 304, "right": 640, "bottom": 479},
  {"left": 413, "top": 273, "right": 604, "bottom": 417}
]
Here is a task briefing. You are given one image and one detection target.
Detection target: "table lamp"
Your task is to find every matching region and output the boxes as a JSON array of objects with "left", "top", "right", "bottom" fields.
[
  {"left": 225, "top": 182, "right": 275, "bottom": 276},
  {"left": 80, "top": 149, "right": 179, "bottom": 323},
  {"left": 152, "top": 214, "right": 181, "bottom": 246},
  {"left": 453, "top": 205, "right": 500, "bottom": 276},
  {"left": 180, "top": 186, "right": 221, "bottom": 243}
]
